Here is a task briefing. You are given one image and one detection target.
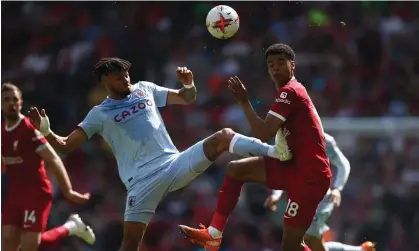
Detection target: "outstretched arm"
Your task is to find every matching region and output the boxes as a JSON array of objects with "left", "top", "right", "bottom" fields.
[
  {"left": 28, "top": 107, "right": 94, "bottom": 154},
  {"left": 45, "top": 129, "right": 87, "bottom": 154}
]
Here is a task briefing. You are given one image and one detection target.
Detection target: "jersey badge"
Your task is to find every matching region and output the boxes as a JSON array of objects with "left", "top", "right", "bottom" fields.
[
  {"left": 280, "top": 92, "right": 287, "bottom": 99},
  {"left": 13, "top": 140, "right": 19, "bottom": 151}
]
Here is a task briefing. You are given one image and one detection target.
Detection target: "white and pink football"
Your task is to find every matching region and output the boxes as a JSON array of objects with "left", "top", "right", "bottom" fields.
[{"left": 206, "top": 5, "right": 240, "bottom": 39}]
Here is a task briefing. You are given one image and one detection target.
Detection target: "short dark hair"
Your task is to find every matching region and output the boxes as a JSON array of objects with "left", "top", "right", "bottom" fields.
[
  {"left": 1, "top": 82, "right": 22, "bottom": 98},
  {"left": 265, "top": 43, "right": 295, "bottom": 61},
  {"left": 93, "top": 57, "right": 132, "bottom": 81}
]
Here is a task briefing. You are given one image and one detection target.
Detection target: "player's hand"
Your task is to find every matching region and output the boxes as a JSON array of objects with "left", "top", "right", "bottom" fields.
[
  {"left": 176, "top": 66, "right": 194, "bottom": 86},
  {"left": 228, "top": 76, "right": 249, "bottom": 105},
  {"left": 64, "top": 190, "right": 90, "bottom": 204},
  {"left": 264, "top": 195, "right": 280, "bottom": 212},
  {"left": 28, "top": 107, "right": 51, "bottom": 136},
  {"left": 328, "top": 189, "right": 341, "bottom": 207}
]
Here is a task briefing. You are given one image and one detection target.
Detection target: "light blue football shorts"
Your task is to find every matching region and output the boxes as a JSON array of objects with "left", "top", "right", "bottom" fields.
[
  {"left": 306, "top": 191, "right": 335, "bottom": 238},
  {"left": 124, "top": 139, "right": 212, "bottom": 224}
]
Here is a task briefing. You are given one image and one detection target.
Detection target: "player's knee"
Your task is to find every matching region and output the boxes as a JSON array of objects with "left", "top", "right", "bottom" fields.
[
  {"left": 282, "top": 227, "right": 308, "bottom": 251},
  {"left": 203, "top": 128, "right": 236, "bottom": 161},
  {"left": 226, "top": 161, "right": 242, "bottom": 178},
  {"left": 304, "top": 234, "right": 325, "bottom": 251},
  {"left": 120, "top": 239, "right": 139, "bottom": 251},
  {"left": 2, "top": 234, "right": 18, "bottom": 248},
  {"left": 120, "top": 222, "right": 147, "bottom": 251},
  {"left": 2, "top": 228, "right": 20, "bottom": 249},
  {"left": 225, "top": 160, "right": 253, "bottom": 182},
  {"left": 215, "top": 128, "right": 236, "bottom": 147},
  {"left": 120, "top": 233, "right": 144, "bottom": 251},
  {"left": 20, "top": 232, "right": 41, "bottom": 251},
  {"left": 226, "top": 157, "right": 266, "bottom": 183}
]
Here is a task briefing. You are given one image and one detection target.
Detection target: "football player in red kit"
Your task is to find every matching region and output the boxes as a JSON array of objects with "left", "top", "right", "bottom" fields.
[
  {"left": 179, "top": 44, "right": 332, "bottom": 251},
  {"left": 1, "top": 83, "right": 95, "bottom": 251}
]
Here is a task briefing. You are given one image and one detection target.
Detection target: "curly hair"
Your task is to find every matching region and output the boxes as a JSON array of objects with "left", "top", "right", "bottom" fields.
[
  {"left": 93, "top": 57, "right": 132, "bottom": 81},
  {"left": 265, "top": 43, "right": 295, "bottom": 61}
]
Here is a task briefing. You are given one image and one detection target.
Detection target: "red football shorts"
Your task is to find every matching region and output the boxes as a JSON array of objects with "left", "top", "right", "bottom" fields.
[
  {"left": 2, "top": 196, "right": 52, "bottom": 232},
  {"left": 264, "top": 156, "right": 331, "bottom": 229}
]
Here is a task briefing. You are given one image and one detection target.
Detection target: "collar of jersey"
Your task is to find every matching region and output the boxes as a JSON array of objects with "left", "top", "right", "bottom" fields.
[
  {"left": 105, "top": 93, "right": 133, "bottom": 103},
  {"left": 5, "top": 114, "right": 24, "bottom": 132}
]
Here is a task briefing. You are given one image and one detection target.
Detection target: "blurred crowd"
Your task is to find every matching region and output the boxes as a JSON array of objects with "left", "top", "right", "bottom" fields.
[{"left": 2, "top": 2, "right": 419, "bottom": 251}]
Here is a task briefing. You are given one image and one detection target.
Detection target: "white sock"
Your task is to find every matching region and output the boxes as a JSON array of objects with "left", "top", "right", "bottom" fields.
[
  {"left": 228, "top": 134, "right": 275, "bottom": 158},
  {"left": 267, "top": 146, "right": 278, "bottom": 158},
  {"left": 207, "top": 226, "right": 222, "bottom": 239},
  {"left": 324, "top": 242, "right": 363, "bottom": 251},
  {"left": 64, "top": 221, "right": 78, "bottom": 235}
]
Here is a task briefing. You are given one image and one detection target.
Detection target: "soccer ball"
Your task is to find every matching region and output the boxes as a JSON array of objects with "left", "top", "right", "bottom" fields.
[{"left": 206, "top": 5, "right": 240, "bottom": 39}]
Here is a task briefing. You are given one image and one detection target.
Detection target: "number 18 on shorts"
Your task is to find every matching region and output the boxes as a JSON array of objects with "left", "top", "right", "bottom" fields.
[
  {"left": 283, "top": 197, "right": 320, "bottom": 229},
  {"left": 285, "top": 199, "right": 299, "bottom": 218}
]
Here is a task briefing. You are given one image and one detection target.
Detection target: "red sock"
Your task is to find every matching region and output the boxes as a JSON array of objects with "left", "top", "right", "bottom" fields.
[
  {"left": 41, "top": 226, "right": 69, "bottom": 243},
  {"left": 302, "top": 243, "right": 311, "bottom": 251},
  {"left": 210, "top": 175, "right": 243, "bottom": 231}
]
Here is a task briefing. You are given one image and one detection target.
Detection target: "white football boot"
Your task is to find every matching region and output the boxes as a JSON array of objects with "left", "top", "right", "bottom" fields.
[
  {"left": 66, "top": 214, "right": 96, "bottom": 245},
  {"left": 275, "top": 128, "right": 293, "bottom": 161}
]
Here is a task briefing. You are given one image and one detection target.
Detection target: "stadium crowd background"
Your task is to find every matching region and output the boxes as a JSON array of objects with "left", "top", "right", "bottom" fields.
[{"left": 2, "top": 1, "right": 419, "bottom": 251}]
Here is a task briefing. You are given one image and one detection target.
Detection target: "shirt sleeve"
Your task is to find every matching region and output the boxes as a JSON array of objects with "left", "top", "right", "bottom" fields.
[
  {"left": 141, "top": 81, "right": 169, "bottom": 107},
  {"left": 325, "top": 134, "right": 351, "bottom": 191},
  {"left": 26, "top": 124, "right": 48, "bottom": 153},
  {"left": 268, "top": 86, "right": 297, "bottom": 122},
  {"left": 78, "top": 107, "right": 103, "bottom": 139}
]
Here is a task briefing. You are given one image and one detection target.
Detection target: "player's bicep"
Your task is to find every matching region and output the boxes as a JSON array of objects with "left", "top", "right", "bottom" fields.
[
  {"left": 27, "top": 126, "right": 48, "bottom": 152},
  {"left": 65, "top": 128, "right": 88, "bottom": 152},
  {"left": 36, "top": 142, "right": 60, "bottom": 163},
  {"left": 263, "top": 113, "right": 284, "bottom": 140}
]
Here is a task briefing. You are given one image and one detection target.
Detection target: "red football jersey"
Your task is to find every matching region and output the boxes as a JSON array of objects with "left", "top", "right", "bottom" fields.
[
  {"left": 268, "top": 77, "right": 332, "bottom": 179},
  {"left": 1, "top": 115, "right": 52, "bottom": 199}
]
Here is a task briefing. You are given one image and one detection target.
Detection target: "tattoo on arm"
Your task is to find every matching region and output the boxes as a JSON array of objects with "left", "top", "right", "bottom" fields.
[{"left": 181, "top": 86, "right": 197, "bottom": 103}]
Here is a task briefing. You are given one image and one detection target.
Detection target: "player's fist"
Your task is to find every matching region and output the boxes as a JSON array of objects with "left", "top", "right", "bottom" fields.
[
  {"left": 28, "top": 107, "right": 51, "bottom": 136},
  {"left": 228, "top": 76, "right": 249, "bottom": 104},
  {"left": 328, "top": 189, "right": 342, "bottom": 207},
  {"left": 264, "top": 195, "right": 280, "bottom": 212},
  {"left": 64, "top": 190, "right": 90, "bottom": 204},
  {"left": 176, "top": 66, "right": 194, "bottom": 86}
]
